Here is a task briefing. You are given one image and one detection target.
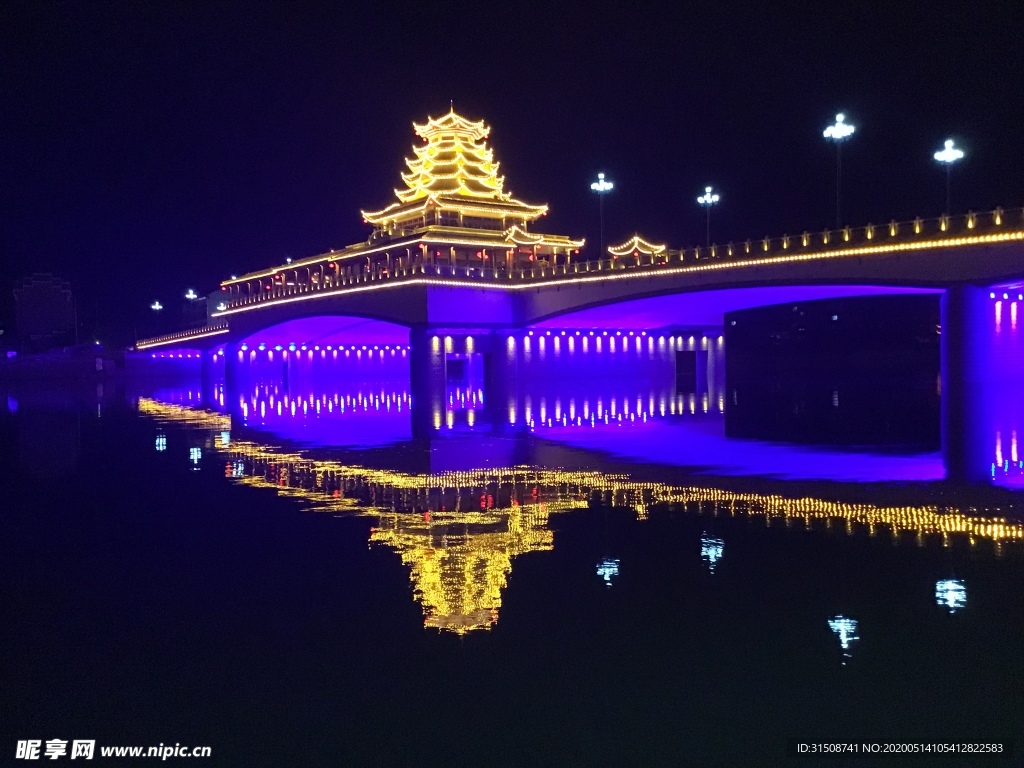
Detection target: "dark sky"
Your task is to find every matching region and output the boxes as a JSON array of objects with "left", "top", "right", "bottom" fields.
[{"left": 1, "top": 0, "right": 1022, "bottom": 338}]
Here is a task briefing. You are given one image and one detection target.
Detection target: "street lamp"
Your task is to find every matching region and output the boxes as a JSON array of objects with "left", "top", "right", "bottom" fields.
[
  {"left": 933, "top": 139, "right": 964, "bottom": 214},
  {"left": 823, "top": 113, "right": 855, "bottom": 229},
  {"left": 696, "top": 186, "right": 720, "bottom": 246},
  {"left": 184, "top": 289, "right": 198, "bottom": 300},
  {"left": 590, "top": 172, "right": 614, "bottom": 260},
  {"left": 150, "top": 301, "right": 163, "bottom": 311}
]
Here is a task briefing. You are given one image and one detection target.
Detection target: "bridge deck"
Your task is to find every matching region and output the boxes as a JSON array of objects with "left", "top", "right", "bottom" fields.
[{"left": 135, "top": 209, "right": 1024, "bottom": 349}]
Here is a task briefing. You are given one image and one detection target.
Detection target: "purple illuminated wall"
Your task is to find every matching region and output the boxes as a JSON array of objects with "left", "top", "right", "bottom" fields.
[
  {"left": 980, "top": 289, "right": 1024, "bottom": 487},
  {"left": 531, "top": 285, "right": 941, "bottom": 329}
]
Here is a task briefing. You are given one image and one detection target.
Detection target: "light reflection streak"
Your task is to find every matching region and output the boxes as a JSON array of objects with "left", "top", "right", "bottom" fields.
[
  {"left": 700, "top": 533, "right": 724, "bottom": 573},
  {"left": 828, "top": 615, "right": 859, "bottom": 664},
  {"left": 935, "top": 579, "right": 967, "bottom": 612}
]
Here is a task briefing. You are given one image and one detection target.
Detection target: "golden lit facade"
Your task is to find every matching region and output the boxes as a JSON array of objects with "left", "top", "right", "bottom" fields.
[
  {"left": 221, "top": 109, "right": 584, "bottom": 301},
  {"left": 139, "top": 398, "right": 1024, "bottom": 633}
]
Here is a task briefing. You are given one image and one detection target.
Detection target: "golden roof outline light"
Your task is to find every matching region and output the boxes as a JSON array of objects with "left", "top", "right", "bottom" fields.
[
  {"left": 608, "top": 235, "right": 667, "bottom": 257},
  {"left": 412, "top": 108, "right": 490, "bottom": 142},
  {"left": 504, "top": 224, "right": 585, "bottom": 249}
]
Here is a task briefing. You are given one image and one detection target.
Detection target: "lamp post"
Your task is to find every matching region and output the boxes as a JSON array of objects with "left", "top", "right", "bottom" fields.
[
  {"left": 823, "top": 113, "right": 855, "bottom": 229},
  {"left": 934, "top": 139, "right": 964, "bottom": 214},
  {"left": 150, "top": 301, "right": 163, "bottom": 311},
  {"left": 590, "top": 172, "right": 614, "bottom": 260},
  {"left": 184, "top": 289, "right": 198, "bottom": 301},
  {"left": 697, "top": 186, "right": 720, "bottom": 247}
]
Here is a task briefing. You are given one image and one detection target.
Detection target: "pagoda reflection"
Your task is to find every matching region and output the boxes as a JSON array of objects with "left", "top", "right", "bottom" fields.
[
  {"left": 138, "top": 397, "right": 1024, "bottom": 634},
  {"left": 370, "top": 505, "right": 553, "bottom": 633}
]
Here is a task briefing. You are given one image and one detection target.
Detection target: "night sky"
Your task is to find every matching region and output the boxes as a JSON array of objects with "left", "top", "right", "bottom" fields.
[{"left": 1, "top": 0, "right": 1022, "bottom": 341}]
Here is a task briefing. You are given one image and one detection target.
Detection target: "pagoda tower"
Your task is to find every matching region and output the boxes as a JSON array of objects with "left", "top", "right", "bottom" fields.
[
  {"left": 221, "top": 108, "right": 585, "bottom": 299},
  {"left": 360, "top": 108, "right": 584, "bottom": 271}
]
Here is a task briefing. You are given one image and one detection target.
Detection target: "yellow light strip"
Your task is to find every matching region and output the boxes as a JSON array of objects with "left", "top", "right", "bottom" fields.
[{"left": 136, "top": 326, "right": 229, "bottom": 349}]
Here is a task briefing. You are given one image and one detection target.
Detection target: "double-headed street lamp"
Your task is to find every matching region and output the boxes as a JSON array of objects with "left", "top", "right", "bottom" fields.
[
  {"left": 823, "top": 113, "right": 855, "bottom": 229},
  {"left": 934, "top": 139, "right": 964, "bottom": 214},
  {"left": 590, "top": 172, "right": 614, "bottom": 259},
  {"left": 184, "top": 288, "right": 198, "bottom": 301},
  {"left": 697, "top": 186, "right": 720, "bottom": 246},
  {"left": 150, "top": 301, "right": 163, "bottom": 311}
]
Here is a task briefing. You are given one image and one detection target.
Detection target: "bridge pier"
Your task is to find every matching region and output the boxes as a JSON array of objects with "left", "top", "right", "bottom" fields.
[
  {"left": 408, "top": 329, "right": 518, "bottom": 436},
  {"left": 200, "top": 350, "right": 215, "bottom": 400},
  {"left": 674, "top": 334, "right": 725, "bottom": 397},
  {"left": 941, "top": 285, "right": 994, "bottom": 483},
  {"left": 409, "top": 328, "right": 447, "bottom": 436},
  {"left": 223, "top": 343, "right": 240, "bottom": 408}
]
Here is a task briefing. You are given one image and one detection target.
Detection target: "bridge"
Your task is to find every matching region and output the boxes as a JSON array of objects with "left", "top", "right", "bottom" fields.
[
  {"left": 135, "top": 207, "right": 1024, "bottom": 394},
  {"left": 137, "top": 207, "right": 1024, "bottom": 348}
]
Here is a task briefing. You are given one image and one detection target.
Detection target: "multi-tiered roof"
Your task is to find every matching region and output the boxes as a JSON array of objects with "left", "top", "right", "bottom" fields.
[{"left": 362, "top": 109, "right": 550, "bottom": 229}]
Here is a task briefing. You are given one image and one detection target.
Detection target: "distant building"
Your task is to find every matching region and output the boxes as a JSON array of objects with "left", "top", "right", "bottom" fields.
[{"left": 13, "top": 273, "right": 76, "bottom": 352}]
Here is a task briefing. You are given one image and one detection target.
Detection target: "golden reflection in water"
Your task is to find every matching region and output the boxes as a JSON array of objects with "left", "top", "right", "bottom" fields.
[
  {"left": 139, "top": 398, "right": 1024, "bottom": 633},
  {"left": 370, "top": 505, "right": 555, "bottom": 633}
]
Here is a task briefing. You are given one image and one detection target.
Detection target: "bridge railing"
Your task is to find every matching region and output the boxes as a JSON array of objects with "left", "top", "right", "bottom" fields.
[
  {"left": 135, "top": 322, "right": 230, "bottom": 351},
  {"left": 217, "top": 207, "right": 1024, "bottom": 311},
  {"left": 672, "top": 207, "right": 1022, "bottom": 266}
]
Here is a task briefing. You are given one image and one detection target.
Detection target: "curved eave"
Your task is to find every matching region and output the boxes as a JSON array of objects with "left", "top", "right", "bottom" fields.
[
  {"left": 413, "top": 111, "right": 490, "bottom": 142},
  {"left": 608, "top": 235, "right": 668, "bottom": 256},
  {"left": 504, "top": 225, "right": 585, "bottom": 248},
  {"left": 361, "top": 197, "right": 434, "bottom": 224}
]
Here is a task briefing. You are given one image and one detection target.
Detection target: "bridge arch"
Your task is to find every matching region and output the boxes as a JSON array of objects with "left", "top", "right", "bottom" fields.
[
  {"left": 232, "top": 315, "right": 411, "bottom": 347},
  {"left": 527, "top": 283, "right": 943, "bottom": 329}
]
